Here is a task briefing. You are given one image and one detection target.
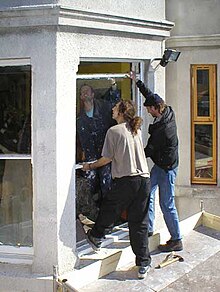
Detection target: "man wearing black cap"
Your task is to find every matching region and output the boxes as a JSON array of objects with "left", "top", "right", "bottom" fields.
[{"left": 128, "top": 71, "right": 183, "bottom": 252}]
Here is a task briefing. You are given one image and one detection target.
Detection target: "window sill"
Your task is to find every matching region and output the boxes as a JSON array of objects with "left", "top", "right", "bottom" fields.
[{"left": 0, "top": 245, "right": 33, "bottom": 265}]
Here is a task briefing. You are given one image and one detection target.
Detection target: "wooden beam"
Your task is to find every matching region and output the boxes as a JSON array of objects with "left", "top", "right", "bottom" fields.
[{"left": 202, "top": 212, "right": 220, "bottom": 231}]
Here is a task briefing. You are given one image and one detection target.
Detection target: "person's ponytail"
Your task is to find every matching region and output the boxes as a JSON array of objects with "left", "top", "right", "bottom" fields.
[
  {"left": 128, "top": 116, "right": 143, "bottom": 135},
  {"left": 118, "top": 100, "right": 143, "bottom": 135}
]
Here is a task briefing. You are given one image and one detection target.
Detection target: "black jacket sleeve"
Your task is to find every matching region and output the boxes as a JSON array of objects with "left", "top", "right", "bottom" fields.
[{"left": 136, "top": 80, "right": 154, "bottom": 99}]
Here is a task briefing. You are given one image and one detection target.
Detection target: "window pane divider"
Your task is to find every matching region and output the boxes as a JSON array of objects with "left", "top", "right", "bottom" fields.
[
  {"left": 77, "top": 73, "right": 130, "bottom": 79},
  {"left": 0, "top": 154, "right": 31, "bottom": 159}
]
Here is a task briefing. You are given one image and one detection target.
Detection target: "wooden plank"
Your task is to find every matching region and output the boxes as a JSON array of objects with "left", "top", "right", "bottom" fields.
[
  {"left": 149, "top": 233, "right": 160, "bottom": 251},
  {"left": 99, "top": 251, "right": 122, "bottom": 278},
  {"left": 61, "top": 260, "right": 102, "bottom": 290},
  {"left": 80, "top": 248, "right": 121, "bottom": 260},
  {"left": 202, "top": 212, "right": 220, "bottom": 231}
]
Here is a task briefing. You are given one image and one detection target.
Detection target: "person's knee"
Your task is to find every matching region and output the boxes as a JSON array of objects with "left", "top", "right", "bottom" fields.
[{"left": 159, "top": 198, "right": 176, "bottom": 213}]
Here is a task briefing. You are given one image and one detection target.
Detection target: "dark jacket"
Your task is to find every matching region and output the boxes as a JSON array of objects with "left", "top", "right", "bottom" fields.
[
  {"left": 77, "top": 99, "right": 114, "bottom": 161},
  {"left": 136, "top": 80, "right": 179, "bottom": 171}
]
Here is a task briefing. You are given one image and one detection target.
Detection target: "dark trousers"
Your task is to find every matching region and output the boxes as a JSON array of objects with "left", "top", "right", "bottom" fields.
[{"left": 91, "top": 175, "right": 151, "bottom": 267}]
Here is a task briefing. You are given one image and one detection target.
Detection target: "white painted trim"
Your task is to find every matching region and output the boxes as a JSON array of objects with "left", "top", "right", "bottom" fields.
[
  {"left": 77, "top": 73, "right": 128, "bottom": 80},
  {"left": 0, "top": 154, "right": 31, "bottom": 160},
  {"left": 0, "top": 246, "right": 34, "bottom": 265},
  {"left": 80, "top": 58, "right": 145, "bottom": 63},
  {"left": 166, "top": 34, "right": 220, "bottom": 48},
  {"left": 0, "top": 4, "right": 174, "bottom": 31},
  {"left": 0, "top": 245, "right": 33, "bottom": 255},
  {"left": 59, "top": 6, "right": 174, "bottom": 34},
  {"left": 0, "top": 60, "right": 32, "bottom": 161},
  {"left": 0, "top": 5, "right": 173, "bottom": 38},
  {"left": 0, "top": 4, "right": 59, "bottom": 12},
  {"left": 0, "top": 60, "right": 33, "bottom": 265},
  {"left": 0, "top": 58, "right": 31, "bottom": 66}
]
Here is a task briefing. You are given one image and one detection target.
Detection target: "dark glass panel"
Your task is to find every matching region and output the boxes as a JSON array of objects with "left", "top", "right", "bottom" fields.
[
  {"left": 194, "top": 124, "right": 213, "bottom": 179},
  {"left": 197, "top": 70, "right": 210, "bottom": 117},
  {"left": 0, "top": 159, "right": 33, "bottom": 246},
  {"left": 0, "top": 66, "right": 31, "bottom": 154}
]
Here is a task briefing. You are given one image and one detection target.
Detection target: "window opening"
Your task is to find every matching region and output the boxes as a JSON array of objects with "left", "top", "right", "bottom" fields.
[
  {"left": 191, "top": 65, "right": 217, "bottom": 184},
  {"left": 0, "top": 65, "right": 32, "bottom": 247},
  {"left": 75, "top": 62, "right": 141, "bottom": 242}
]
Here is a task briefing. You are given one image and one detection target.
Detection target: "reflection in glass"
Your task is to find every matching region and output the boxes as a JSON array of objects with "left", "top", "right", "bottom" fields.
[
  {"left": 75, "top": 78, "right": 122, "bottom": 222},
  {"left": 0, "top": 65, "right": 32, "bottom": 246},
  {"left": 0, "top": 66, "right": 31, "bottom": 154},
  {"left": 197, "top": 70, "right": 210, "bottom": 116},
  {"left": 194, "top": 124, "right": 213, "bottom": 178},
  {"left": 76, "top": 78, "right": 131, "bottom": 162},
  {"left": 75, "top": 75, "right": 133, "bottom": 226},
  {"left": 0, "top": 160, "right": 33, "bottom": 246}
]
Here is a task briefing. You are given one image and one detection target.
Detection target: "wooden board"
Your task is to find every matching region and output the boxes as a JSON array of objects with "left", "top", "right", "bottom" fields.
[{"left": 202, "top": 212, "right": 220, "bottom": 231}]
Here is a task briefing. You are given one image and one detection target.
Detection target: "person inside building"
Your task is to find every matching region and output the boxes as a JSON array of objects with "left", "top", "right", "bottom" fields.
[
  {"left": 101, "top": 79, "right": 121, "bottom": 108},
  {"left": 76, "top": 80, "right": 120, "bottom": 220},
  {"left": 82, "top": 100, "right": 151, "bottom": 279},
  {"left": 127, "top": 71, "right": 183, "bottom": 252}
]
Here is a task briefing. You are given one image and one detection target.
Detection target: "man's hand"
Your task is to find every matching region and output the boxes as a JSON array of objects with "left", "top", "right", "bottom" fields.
[
  {"left": 126, "top": 71, "right": 137, "bottom": 81},
  {"left": 109, "top": 78, "right": 116, "bottom": 86},
  {"left": 82, "top": 163, "right": 90, "bottom": 171},
  {"left": 108, "top": 78, "right": 117, "bottom": 91}
]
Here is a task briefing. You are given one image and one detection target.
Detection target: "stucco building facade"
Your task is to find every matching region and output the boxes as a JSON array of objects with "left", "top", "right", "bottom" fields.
[
  {"left": 0, "top": 1, "right": 172, "bottom": 290},
  {"left": 0, "top": 0, "right": 219, "bottom": 291},
  {"left": 165, "top": 0, "right": 220, "bottom": 219}
]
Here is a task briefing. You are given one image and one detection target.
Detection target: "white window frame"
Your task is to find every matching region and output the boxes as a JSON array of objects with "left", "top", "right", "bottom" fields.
[
  {"left": 0, "top": 58, "right": 33, "bottom": 264},
  {"left": 75, "top": 60, "right": 145, "bottom": 249},
  {"left": 75, "top": 60, "right": 144, "bottom": 169}
]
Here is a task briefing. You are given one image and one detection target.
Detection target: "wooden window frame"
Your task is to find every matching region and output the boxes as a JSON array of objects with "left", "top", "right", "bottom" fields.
[{"left": 191, "top": 64, "right": 217, "bottom": 184}]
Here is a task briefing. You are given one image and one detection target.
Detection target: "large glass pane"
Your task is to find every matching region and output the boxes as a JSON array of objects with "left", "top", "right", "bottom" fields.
[
  {"left": 194, "top": 124, "right": 213, "bottom": 179},
  {"left": 0, "top": 66, "right": 31, "bottom": 154},
  {"left": 0, "top": 159, "right": 32, "bottom": 246},
  {"left": 197, "top": 70, "right": 210, "bottom": 116},
  {"left": 75, "top": 69, "right": 133, "bottom": 237},
  {"left": 0, "top": 65, "right": 32, "bottom": 246},
  {"left": 76, "top": 77, "right": 126, "bottom": 224}
]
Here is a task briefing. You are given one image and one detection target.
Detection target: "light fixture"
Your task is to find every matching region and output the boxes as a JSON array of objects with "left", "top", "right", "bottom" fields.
[
  {"left": 159, "top": 49, "right": 181, "bottom": 67},
  {"left": 151, "top": 49, "right": 181, "bottom": 69}
]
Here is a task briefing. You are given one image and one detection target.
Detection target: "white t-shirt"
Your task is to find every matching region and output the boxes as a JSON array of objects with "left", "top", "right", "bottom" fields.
[{"left": 102, "top": 122, "right": 150, "bottom": 179}]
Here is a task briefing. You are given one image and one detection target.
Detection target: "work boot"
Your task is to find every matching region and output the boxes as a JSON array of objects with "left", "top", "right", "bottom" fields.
[
  {"left": 158, "top": 239, "right": 183, "bottom": 252},
  {"left": 137, "top": 265, "right": 150, "bottom": 279},
  {"left": 87, "top": 229, "right": 102, "bottom": 251}
]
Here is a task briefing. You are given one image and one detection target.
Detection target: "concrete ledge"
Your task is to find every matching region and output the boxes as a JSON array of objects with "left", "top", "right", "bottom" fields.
[{"left": 0, "top": 274, "right": 52, "bottom": 292}]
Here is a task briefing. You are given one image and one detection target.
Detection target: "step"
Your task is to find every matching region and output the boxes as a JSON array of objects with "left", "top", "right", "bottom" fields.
[
  {"left": 59, "top": 224, "right": 160, "bottom": 290},
  {"left": 58, "top": 211, "right": 220, "bottom": 291},
  {"left": 79, "top": 225, "right": 220, "bottom": 292}
]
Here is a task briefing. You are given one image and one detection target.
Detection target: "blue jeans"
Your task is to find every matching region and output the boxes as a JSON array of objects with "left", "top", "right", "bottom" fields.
[{"left": 148, "top": 165, "right": 181, "bottom": 240}]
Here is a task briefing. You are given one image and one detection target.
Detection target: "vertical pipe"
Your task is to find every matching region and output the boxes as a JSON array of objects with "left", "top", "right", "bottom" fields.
[
  {"left": 200, "top": 200, "right": 204, "bottom": 212},
  {"left": 53, "top": 265, "right": 59, "bottom": 292}
]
